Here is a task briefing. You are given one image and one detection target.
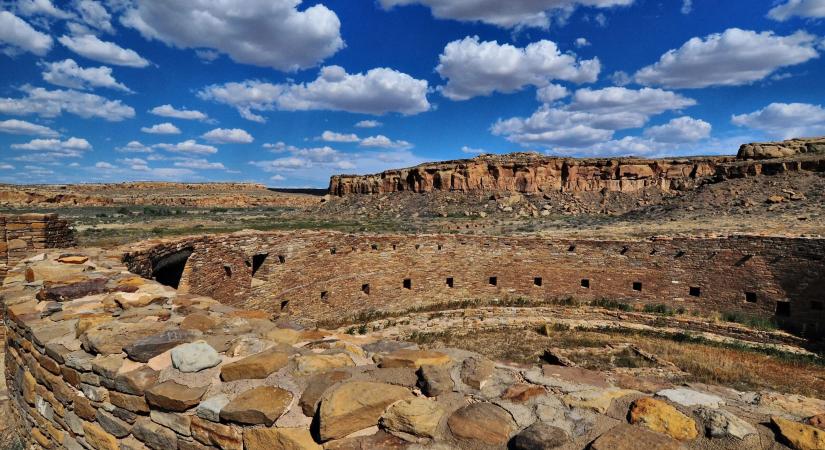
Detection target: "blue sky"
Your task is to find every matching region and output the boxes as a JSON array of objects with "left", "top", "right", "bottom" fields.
[{"left": 1, "top": 0, "right": 825, "bottom": 187}]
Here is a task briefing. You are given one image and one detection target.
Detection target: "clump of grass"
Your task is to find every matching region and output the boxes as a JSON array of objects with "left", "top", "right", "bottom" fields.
[
  {"left": 721, "top": 311, "right": 778, "bottom": 331},
  {"left": 591, "top": 298, "right": 634, "bottom": 312},
  {"left": 643, "top": 303, "right": 675, "bottom": 316}
]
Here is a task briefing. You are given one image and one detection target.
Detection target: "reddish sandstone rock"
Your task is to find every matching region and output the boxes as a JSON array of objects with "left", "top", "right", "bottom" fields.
[
  {"left": 590, "top": 424, "right": 682, "bottom": 450},
  {"left": 447, "top": 403, "right": 516, "bottom": 446},
  {"left": 378, "top": 350, "right": 451, "bottom": 369}
]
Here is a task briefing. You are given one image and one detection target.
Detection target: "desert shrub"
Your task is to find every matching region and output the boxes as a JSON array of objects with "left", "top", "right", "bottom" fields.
[{"left": 643, "top": 303, "right": 675, "bottom": 316}]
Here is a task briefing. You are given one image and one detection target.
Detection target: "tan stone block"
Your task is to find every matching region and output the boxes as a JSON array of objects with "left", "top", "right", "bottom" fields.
[
  {"left": 244, "top": 427, "right": 322, "bottom": 450},
  {"left": 83, "top": 421, "right": 120, "bottom": 450},
  {"left": 190, "top": 415, "right": 242, "bottom": 450}
]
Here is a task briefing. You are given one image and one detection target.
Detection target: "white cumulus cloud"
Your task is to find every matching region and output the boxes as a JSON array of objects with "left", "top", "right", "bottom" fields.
[
  {"left": 11, "top": 137, "right": 92, "bottom": 158},
  {"left": 634, "top": 28, "right": 820, "bottom": 88},
  {"left": 173, "top": 158, "right": 226, "bottom": 170},
  {"left": 149, "top": 104, "right": 209, "bottom": 121},
  {"left": 360, "top": 135, "right": 413, "bottom": 149},
  {"left": 768, "top": 0, "right": 825, "bottom": 21},
  {"left": 731, "top": 102, "right": 825, "bottom": 139},
  {"left": 197, "top": 65, "right": 430, "bottom": 122},
  {"left": 355, "top": 120, "right": 382, "bottom": 128},
  {"left": 492, "top": 86, "right": 696, "bottom": 148},
  {"left": 74, "top": 0, "right": 114, "bottom": 33},
  {"left": 378, "top": 0, "right": 634, "bottom": 29},
  {"left": 0, "top": 11, "right": 53, "bottom": 56},
  {"left": 0, "top": 86, "right": 134, "bottom": 121},
  {"left": 320, "top": 131, "right": 360, "bottom": 143},
  {"left": 643, "top": 116, "right": 711, "bottom": 143},
  {"left": 202, "top": 128, "right": 254, "bottom": 144},
  {"left": 16, "top": 0, "right": 73, "bottom": 20},
  {"left": 120, "top": 0, "right": 344, "bottom": 71},
  {"left": 536, "top": 83, "right": 569, "bottom": 103},
  {"left": 154, "top": 139, "right": 218, "bottom": 155},
  {"left": 95, "top": 161, "right": 115, "bottom": 169},
  {"left": 436, "top": 36, "right": 600, "bottom": 101},
  {"left": 41, "top": 59, "right": 131, "bottom": 92},
  {"left": 0, "top": 119, "right": 58, "bottom": 137},
  {"left": 58, "top": 34, "right": 150, "bottom": 67},
  {"left": 141, "top": 122, "right": 181, "bottom": 134}
]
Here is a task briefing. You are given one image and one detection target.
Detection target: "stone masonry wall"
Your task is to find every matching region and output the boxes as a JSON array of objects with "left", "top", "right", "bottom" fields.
[{"left": 122, "top": 231, "right": 825, "bottom": 338}]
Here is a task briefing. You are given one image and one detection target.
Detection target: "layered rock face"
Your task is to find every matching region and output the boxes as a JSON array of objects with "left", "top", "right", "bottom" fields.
[
  {"left": 329, "top": 137, "right": 825, "bottom": 196},
  {"left": 738, "top": 137, "right": 825, "bottom": 159},
  {"left": 329, "top": 153, "right": 730, "bottom": 195},
  {"left": 4, "top": 250, "right": 825, "bottom": 450}
]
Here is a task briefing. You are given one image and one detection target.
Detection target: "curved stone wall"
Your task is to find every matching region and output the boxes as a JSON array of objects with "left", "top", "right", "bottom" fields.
[
  {"left": 122, "top": 231, "right": 825, "bottom": 337},
  {"left": 5, "top": 246, "right": 825, "bottom": 450}
]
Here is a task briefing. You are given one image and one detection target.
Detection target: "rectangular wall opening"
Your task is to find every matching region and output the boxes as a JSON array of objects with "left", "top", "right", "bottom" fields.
[
  {"left": 330, "top": 247, "right": 336, "bottom": 255},
  {"left": 581, "top": 279, "right": 590, "bottom": 289},
  {"left": 223, "top": 264, "right": 232, "bottom": 277},
  {"left": 632, "top": 281, "right": 642, "bottom": 291},
  {"left": 534, "top": 277, "right": 543, "bottom": 287},
  {"left": 776, "top": 301, "right": 791, "bottom": 316},
  {"left": 811, "top": 301, "right": 823, "bottom": 311},
  {"left": 403, "top": 278, "right": 411, "bottom": 290},
  {"left": 361, "top": 283, "right": 370, "bottom": 295},
  {"left": 689, "top": 286, "right": 701, "bottom": 297},
  {"left": 321, "top": 291, "right": 329, "bottom": 301},
  {"left": 489, "top": 276, "right": 498, "bottom": 286},
  {"left": 371, "top": 244, "right": 379, "bottom": 250},
  {"left": 446, "top": 277, "right": 454, "bottom": 288},
  {"left": 280, "top": 300, "right": 289, "bottom": 310},
  {"left": 568, "top": 245, "right": 576, "bottom": 252},
  {"left": 278, "top": 255, "right": 286, "bottom": 264},
  {"left": 745, "top": 292, "right": 757, "bottom": 303}
]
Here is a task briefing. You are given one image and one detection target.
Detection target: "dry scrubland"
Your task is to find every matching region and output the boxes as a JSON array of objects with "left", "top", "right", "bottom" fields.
[{"left": 1, "top": 138, "right": 825, "bottom": 449}]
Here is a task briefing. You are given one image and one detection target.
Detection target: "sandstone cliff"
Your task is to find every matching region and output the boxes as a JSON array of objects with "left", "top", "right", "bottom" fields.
[
  {"left": 329, "top": 153, "right": 733, "bottom": 196},
  {"left": 738, "top": 136, "right": 825, "bottom": 159}
]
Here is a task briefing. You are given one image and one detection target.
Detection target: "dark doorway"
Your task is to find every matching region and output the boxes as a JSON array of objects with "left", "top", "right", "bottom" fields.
[
  {"left": 776, "top": 301, "right": 791, "bottom": 317},
  {"left": 152, "top": 248, "right": 193, "bottom": 289},
  {"left": 251, "top": 253, "right": 268, "bottom": 276},
  {"left": 534, "top": 277, "right": 543, "bottom": 287},
  {"left": 633, "top": 282, "right": 642, "bottom": 292},
  {"left": 446, "top": 277, "right": 454, "bottom": 288}
]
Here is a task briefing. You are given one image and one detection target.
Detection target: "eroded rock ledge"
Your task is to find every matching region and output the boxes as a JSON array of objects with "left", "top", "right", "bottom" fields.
[
  {"left": 328, "top": 138, "right": 825, "bottom": 196},
  {"left": 3, "top": 250, "right": 825, "bottom": 449}
]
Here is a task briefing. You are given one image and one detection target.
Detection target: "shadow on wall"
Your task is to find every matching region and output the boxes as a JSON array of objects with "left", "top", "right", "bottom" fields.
[{"left": 151, "top": 248, "right": 192, "bottom": 289}]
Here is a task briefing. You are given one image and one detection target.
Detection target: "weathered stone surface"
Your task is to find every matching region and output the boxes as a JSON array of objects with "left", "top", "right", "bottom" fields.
[
  {"left": 219, "top": 386, "right": 292, "bottom": 426},
  {"left": 82, "top": 421, "right": 120, "bottom": 450},
  {"left": 447, "top": 403, "right": 516, "bottom": 446},
  {"left": 695, "top": 407, "right": 756, "bottom": 439},
  {"left": 509, "top": 422, "right": 568, "bottom": 450},
  {"left": 417, "top": 365, "right": 453, "bottom": 397},
  {"left": 294, "top": 353, "right": 355, "bottom": 375},
  {"left": 319, "top": 381, "right": 414, "bottom": 441},
  {"left": 81, "top": 322, "right": 167, "bottom": 356},
  {"left": 150, "top": 410, "right": 191, "bottom": 436},
  {"left": 772, "top": 416, "right": 825, "bottom": 450},
  {"left": 629, "top": 397, "right": 698, "bottom": 441},
  {"left": 379, "top": 350, "right": 451, "bottom": 369},
  {"left": 563, "top": 388, "right": 637, "bottom": 414},
  {"left": 109, "top": 391, "right": 149, "bottom": 413},
  {"left": 38, "top": 277, "right": 107, "bottom": 302},
  {"left": 220, "top": 348, "right": 290, "bottom": 381},
  {"left": 460, "top": 356, "right": 495, "bottom": 390},
  {"left": 145, "top": 380, "right": 208, "bottom": 412},
  {"left": 197, "top": 394, "right": 231, "bottom": 422},
  {"left": 190, "top": 415, "right": 242, "bottom": 450},
  {"left": 265, "top": 328, "right": 302, "bottom": 345},
  {"left": 502, "top": 383, "right": 546, "bottom": 403},
  {"left": 124, "top": 329, "right": 200, "bottom": 363},
  {"left": 381, "top": 397, "right": 444, "bottom": 439},
  {"left": 809, "top": 414, "right": 825, "bottom": 430},
  {"left": 657, "top": 388, "right": 724, "bottom": 408},
  {"left": 132, "top": 417, "right": 179, "bottom": 450},
  {"left": 243, "top": 427, "right": 322, "bottom": 450},
  {"left": 590, "top": 423, "right": 682, "bottom": 450},
  {"left": 114, "top": 366, "right": 159, "bottom": 395},
  {"left": 171, "top": 341, "right": 222, "bottom": 373},
  {"left": 180, "top": 314, "right": 217, "bottom": 332},
  {"left": 299, "top": 370, "right": 351, "bottom": 416},
  {"left": 97, "top": 409, "right": 132, "bottom": 438},
  {"left": 542, "top": 365, "right": 610, "bottom": 389},
  {"left": 324, "top": 430, "right": 410, "bottom": 450}
]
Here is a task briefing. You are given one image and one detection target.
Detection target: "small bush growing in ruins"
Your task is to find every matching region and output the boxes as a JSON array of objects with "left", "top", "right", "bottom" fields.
[
  {"left": 357, "top": 324, "right": 368, "bottom": 335},
  {"left": 591, "top": 298, "right": 634, "bottom": 312},
  {"left": 346, "top": 327, "right": 356, "bottom": 335},
  {"left": 721, "top": 311, "right": 778, "bottom": 331},
  {"left": 643, "top": 304, "right": 675, "bottom": 316}
]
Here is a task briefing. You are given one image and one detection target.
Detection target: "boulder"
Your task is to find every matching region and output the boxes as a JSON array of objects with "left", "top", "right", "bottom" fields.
[
  {"left": 299, "top": 370, "right": 352, "bottom": 416},
  {"left": 294, "top": 353, "right": 355, "bottom": 375},
  {"left": 447, "top": 402, "right": 516, "bottom": 446},
  {"left": 417, "top": 365, "right": 453, "bottom": 397},
  {"left": 380, "top": 397, "right": 445, "bottom": 439},
  {"left": 123, "top": 329, "right": 200, "bottom": 363},
  {"left": 220, "top": 348, "right": 290, "bottom": 381},
  {"left": 145, "top": 380, "right": 208, "bottom": 412},
  {"left": 695, "top": 407, "right": 756, "bottom": 439},
  {"left": 378, "top": 350, "right": 452, "bottom": 369},
  {"left": 772, "top": 416, "right": 825, "bottom": 450},
  {"left": 590, "top": 423, "right": 682, "bottom": 450},
  {"left": 509, "top": 422, "right": 568, "bottom": 450},
  {"left": 460, "top": 356, "right": 495, "bottom": 390},
  {"left": 220, "top": 386, "right": 292, "bottom": 426},
  {"left": 629, "top": 397, "right": 698, "bottom": 441},
  {"left": 319, "top": 381, "right": 414, "bottom": 441},
  {"left": 656, "top": 388, "right": 724, "bottom": 408},
  {"left": 244, "top": 427, "right": 322, "bottom": 450},
  {"left": 171, "top": 341, "right": 222, "bottom": 373}
]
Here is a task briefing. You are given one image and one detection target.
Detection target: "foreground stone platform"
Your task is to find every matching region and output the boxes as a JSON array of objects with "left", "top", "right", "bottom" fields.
[{"left": 3, "top": 250, "right": 825, "bottom": 449}]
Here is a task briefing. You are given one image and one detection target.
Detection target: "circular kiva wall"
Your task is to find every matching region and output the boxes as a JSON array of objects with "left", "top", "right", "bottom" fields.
[{"left": 122, "top": 231, "right": 825, "bottom": 337}]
